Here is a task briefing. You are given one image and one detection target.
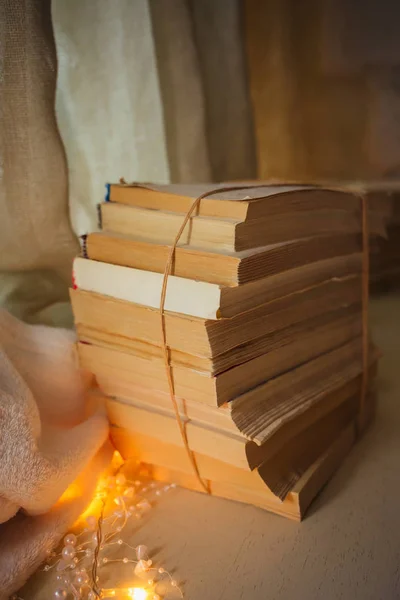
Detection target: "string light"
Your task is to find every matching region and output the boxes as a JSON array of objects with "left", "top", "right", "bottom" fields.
[
  {"left": 15, "top": 452, "right": 182, "bottom": 600},
  {"left": 101, "top": 588, "right": 148, "bottom": 600},
  {"left": 130, "top": 589, "right": 148, "bottom": 600}
]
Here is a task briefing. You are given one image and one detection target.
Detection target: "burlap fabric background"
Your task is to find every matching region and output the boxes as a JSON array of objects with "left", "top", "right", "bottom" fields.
[{"left": 0, "top": 0, "right": 78, "bottom": 326}]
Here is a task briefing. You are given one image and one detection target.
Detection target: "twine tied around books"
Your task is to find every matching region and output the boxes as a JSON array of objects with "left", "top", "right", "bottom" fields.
[
  {"left": 158, "top": 185, "right": 257, "bottom": 494},
  {"left": 121, "top": 180, "right": 370, "bottom": 494}
]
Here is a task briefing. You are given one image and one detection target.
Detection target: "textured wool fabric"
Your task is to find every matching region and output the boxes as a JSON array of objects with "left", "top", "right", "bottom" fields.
[
  {"left": 0, "top": 309, "right": 110, "bottom": 598},
  {"left": 52, "top": 0, "right": 170, "bottom": 237},
  {"left": 0, "top": 447, "right": 111, "bottom": 600},
  {"left": 189, "top": 0, "right": 257, "bottom": 182},
  {"left": 149, "top": 0, "right": 212, "bottom": 183}
]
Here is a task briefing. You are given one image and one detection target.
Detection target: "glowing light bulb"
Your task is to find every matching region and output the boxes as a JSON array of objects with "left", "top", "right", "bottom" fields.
[
  {"left": 116, "top": 473, "right": 127, "bottom": 486},
  {"left": 129, "top": 589, "right": 148, "bottom": 600},
  {"left": 112, "top": 450, "right": 125, "bottom": 469}
]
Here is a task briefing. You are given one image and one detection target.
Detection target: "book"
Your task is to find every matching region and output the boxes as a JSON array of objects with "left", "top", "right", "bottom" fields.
[
  {"left": 99, "top": 201, "right": 386, "bottom": 252},
  {"left": 106, "top": 388, "right": 369, "bottom": 500},
  {"left": 71, "top": 276, "right": 361, "bottom": 359},
  {"left": 74, "top": 249, "right": 363, "bottom": 319},
  {"left": 73, "top": 257, "right": 221, "bottom": 319},
  {"left": 107, "top": 390, "right": 239, "bottom": 434},
  {"left": 80, "top": 337, "right": 372, "bottom": 420},
  {"left": 75, "top": 305, "right": 360, "bottom": 374},
  {"left": 104, "top": 362, "right": 375, "bottom": 460},
  {"left": 76, "top": 311, "right": 362, "bottom": 406},
  {"left": 82, "top": 231, "right": 362, "bottom": 286},
  {"left": 106, "top": 183, "right": 390, "bottom": 221},
  {"left": 116, "top": 423, "right": 355, "bottom": 521},
  {"left": 230, "top": 338, "right": 375, "bottom": 444}
]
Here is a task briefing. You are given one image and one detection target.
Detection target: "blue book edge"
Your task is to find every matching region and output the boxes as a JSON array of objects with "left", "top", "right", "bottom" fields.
[{"left": 105, "top": 183, "right": 111, "bottom": 202}]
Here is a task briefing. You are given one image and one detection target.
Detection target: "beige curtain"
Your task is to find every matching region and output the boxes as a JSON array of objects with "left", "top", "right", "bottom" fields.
[
  {"left": 52, "top": 0, "right": 170, "bottom": 236},
  {"left": 0, "top": 0, "right": 78, "bottom": 325},
  {"left": 149, "top": 0, "right": 212, "bottom": 183},
  {"left": 188, "top": 0, "right": 257, "bottom": 181},
  {"left": 150, "top": 0, "right": 257, "bottom": 184}
]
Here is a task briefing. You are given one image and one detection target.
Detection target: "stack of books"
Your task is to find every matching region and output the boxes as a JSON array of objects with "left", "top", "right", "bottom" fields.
[{"left": 71, "top": 183, "right": 385, "bottom": 520}]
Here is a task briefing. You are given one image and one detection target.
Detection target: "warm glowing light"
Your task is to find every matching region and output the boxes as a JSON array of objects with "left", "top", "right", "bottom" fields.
[
  {"left": 58, "top": 481, "right": 84, "bottom": 503},
  {"left": 76, "top": 494, "right": 102, "bottom": 523},
  {"left": 112, "top": 450, "right": 125, "bottom": 469},
  {"left": 102, "top": 589, "right": 149, "bottom": 600},
  {"left": 101, "top": 589, "right": 122, "bottom": 599},
  {"left": 129, "top": 589, "right": 148, "bottom": 600},
  {"left": 37, "top": 460, "right": 182, "bottom": 600}
]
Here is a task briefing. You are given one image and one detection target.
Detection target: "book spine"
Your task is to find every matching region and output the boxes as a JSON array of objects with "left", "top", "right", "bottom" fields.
[
  {"left": 105, "top": 183, "right": 111, "bottom": 202},
  {"left": 80, "top": 234, "right": 88, "bottom": 259},
  {"left": 97, "top": 204, "right": 103, "bottom": 229}
]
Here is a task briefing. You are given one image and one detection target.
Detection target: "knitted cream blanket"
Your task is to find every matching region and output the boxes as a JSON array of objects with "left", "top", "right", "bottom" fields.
[{"left": 0, "top": 309, "right": 110, "bottom": 598}]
